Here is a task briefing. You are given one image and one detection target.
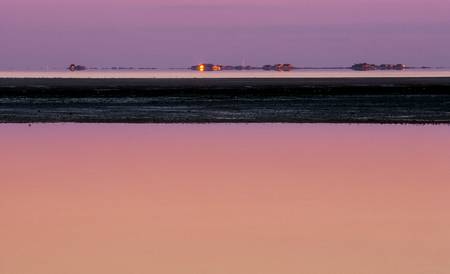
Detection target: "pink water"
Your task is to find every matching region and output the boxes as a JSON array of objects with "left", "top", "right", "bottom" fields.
[
  {"left": 1, "top": 124, "right": 449, "bottom": 274},
  {"left": 1, "top": 69, "right": 450, "bottom": 78}
]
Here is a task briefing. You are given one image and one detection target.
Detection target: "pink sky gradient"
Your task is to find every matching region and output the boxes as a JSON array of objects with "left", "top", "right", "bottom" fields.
[
  {"left": 1, "top": 0, "right": 450, "bottom": 69},
  {"left": 1, "top": 124, "right": 450, "bottom": 274}
]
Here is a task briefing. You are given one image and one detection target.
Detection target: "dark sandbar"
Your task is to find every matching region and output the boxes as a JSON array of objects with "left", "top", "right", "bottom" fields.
[{"left": 1, "top": 77, "right": 450, "bottom": 123}]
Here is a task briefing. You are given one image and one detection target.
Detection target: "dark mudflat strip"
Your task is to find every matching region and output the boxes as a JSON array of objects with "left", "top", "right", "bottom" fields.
[{"left": 1, "top": 77, "right": 450, "bottom": 123}]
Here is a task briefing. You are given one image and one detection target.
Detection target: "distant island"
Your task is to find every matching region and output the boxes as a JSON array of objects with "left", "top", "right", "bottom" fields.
[
  {"left": 351, "top": 63, "right": 407, "bottom": 71},
  {"left": 65, "top": 62, "right": 422, "bottom": 72}
]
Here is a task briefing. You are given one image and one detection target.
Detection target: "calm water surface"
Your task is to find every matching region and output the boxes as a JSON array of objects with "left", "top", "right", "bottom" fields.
[
  {"left": 1, "top": 124, "right": 449, "bottom": 274},
  {"left": 1, "top": 69, "right": 450, "bottom": 78}
]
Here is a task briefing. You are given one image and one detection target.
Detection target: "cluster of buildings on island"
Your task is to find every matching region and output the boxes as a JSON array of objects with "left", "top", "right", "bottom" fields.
[
  {"left": 351, "top": 63, "right": 407, "bottom": 71},
  {"left": 191, "top": 64, "right": 295, "bottom": 72},
  {"left": 190, "top": 63, "right": 407, "bottom": 72},
  {"left": 67, "top": 63, "right": 407, "bottom": 72},
  {"left": 262, "top": 64, "right": 294, "bottom": 71}
]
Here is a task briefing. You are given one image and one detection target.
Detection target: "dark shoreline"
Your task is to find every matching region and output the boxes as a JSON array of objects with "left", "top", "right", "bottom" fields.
[{"left": 1, "top": 77, "right": 450, "bottom": 124}]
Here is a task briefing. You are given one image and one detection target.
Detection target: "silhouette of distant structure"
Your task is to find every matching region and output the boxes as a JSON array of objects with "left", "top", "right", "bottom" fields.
[
  {"left": 191, "top": 64, "right": 223, "bottom": 71},
  {"left": 263, "top": 64, "right": 294, "bottom": 71},
  {"left": 352, "top": 63, "right": 406, "bottom": 71},
  {"left": 68, "top": 64, "right": 87, "bottom": 71},
  {"left": 191, "top": 64, "right": 260, "bottom": 71},
  {"left": 379, "top": 64, "right": 407, "bottom": 70},
  {"left": 351, "top": 63, "right": 377, "bottom": 71}
]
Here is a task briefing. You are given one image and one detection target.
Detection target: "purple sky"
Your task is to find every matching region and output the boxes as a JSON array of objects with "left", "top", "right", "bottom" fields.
[{"left": 1, "top": 0, "right": 449, "bottom": 69}]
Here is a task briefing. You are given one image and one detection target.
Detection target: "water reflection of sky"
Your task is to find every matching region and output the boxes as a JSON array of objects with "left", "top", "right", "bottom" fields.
[
  {"left": 1, "top": 124, "right": 449, "bottom": 274},
  {"left": 1, "top": 69, "right": 450, "bottom": 79}
]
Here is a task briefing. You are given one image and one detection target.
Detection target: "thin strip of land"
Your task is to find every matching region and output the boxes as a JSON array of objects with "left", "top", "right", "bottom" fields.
[{"left": 1, "top": 77, "right": 450, "bottom": 123}]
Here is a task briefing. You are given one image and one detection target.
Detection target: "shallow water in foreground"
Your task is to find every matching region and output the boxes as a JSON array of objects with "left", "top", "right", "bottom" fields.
[{"left": 1, "top": 124, "right": 450, "bottom": 274}]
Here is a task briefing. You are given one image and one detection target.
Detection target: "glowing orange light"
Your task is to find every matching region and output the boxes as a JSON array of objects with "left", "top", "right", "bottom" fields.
[{"left": 199, "top": 64, "right": 205, "bottom": 72}]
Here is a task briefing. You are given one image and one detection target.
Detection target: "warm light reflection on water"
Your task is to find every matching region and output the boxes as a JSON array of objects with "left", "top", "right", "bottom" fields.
[
  {"left": 1, "top": 124, "right": 450, "bottom": 274},
  {"left": 1, "top": 69, "right": 450, "bottom": 78}
]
